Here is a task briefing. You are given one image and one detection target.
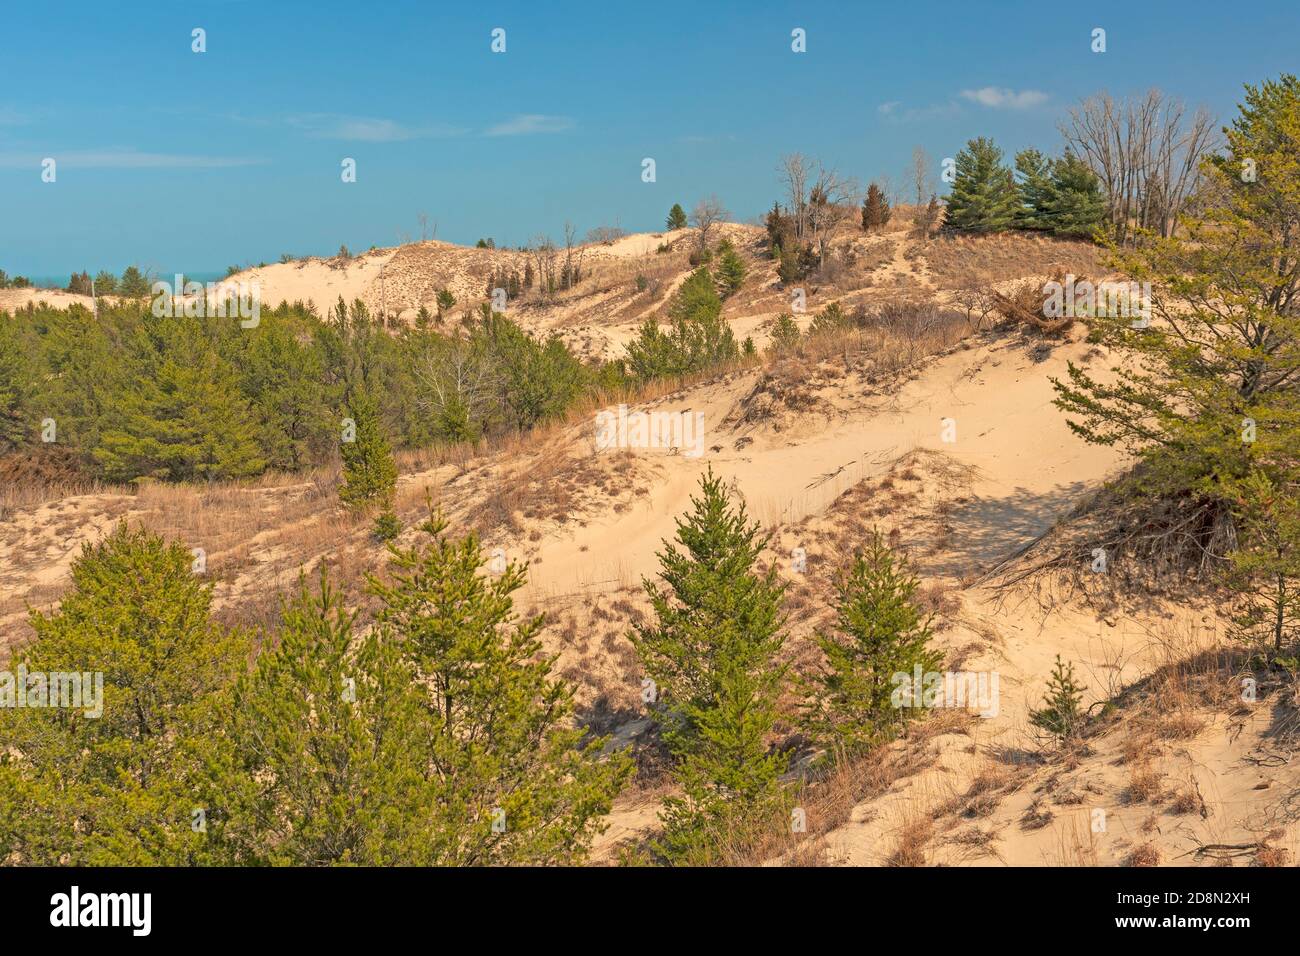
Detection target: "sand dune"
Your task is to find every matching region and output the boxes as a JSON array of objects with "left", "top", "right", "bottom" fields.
[{"left": 4, "top": 226, "right": 1291, "bottom": 868}]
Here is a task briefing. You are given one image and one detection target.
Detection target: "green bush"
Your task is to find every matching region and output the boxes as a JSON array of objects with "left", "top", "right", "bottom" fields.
[
  {"left": 767, "top": 313, "right": 801, "bottom": 354},
  {"left": 1029, "top": 656, "right": 1087, "bottom": 744}
]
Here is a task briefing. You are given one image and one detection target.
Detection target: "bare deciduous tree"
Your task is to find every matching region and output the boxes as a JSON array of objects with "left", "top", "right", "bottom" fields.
[
  {"left": 806, "top": 166, "right": 861, "bottom": 266},
  {"left": 562, "top": 221, "right": 587, "bottom": 289},
  {"left": 1059, "top": 89, "right": 1218, "bottom": 245},
  {"left": 528, "top": 234, "right": 558, "bottom": 298},
  {"left": 777, "top": 155, "right": 860, "bottom": 266},
  {"left": 585, "top": 222, "right": 627, "bottom": 244},
  {"left": 910, "top": 146, "right": 934, "bottom": 212},
  {"left": 778, "top": 154, "right": 812, "bottom": 241},
  {"left": 413, "top": 331, "right": 501, "bottom": 435},
  {"left": 690, "top": 196, "right": 729, "bottom": 251},
  {"left": 951, "top": 278, "right": 998, "bottom": 331}
]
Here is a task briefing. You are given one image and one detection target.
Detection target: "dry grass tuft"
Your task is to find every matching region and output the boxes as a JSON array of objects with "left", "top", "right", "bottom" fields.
[
  {"left": 887, "top": 811, "right": 934, "bottom": 867},
  {"left": 1254, "top": 844, "right": 1289, "bottom": 867},
  {"left": 1126, "top": 763, "right": 1166, "bottom": 804},
  {"left": 1126, "top": 842, "right": 1161, "bottom": 867}
]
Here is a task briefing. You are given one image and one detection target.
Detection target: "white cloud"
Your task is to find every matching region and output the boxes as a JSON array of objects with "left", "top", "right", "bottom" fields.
[
  {"left": 959, "top": 87, "right": 1049, "bottom": 110},
  {"left": 484, "top": 114, "right": 575, "bottom": 137},
  {"left": 879, "top": 101, "right": 962, "bottom": 124},
  {"left": 0, "top": 148, "right": 263, "bottom": 169},
  {"left": 285, "top": 113, "right": 465, "bottom": 141}
]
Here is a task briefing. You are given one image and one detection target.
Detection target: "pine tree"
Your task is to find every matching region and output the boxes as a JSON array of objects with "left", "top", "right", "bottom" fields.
[
  {"left": 1017, "top": 148, "right": 1106, "bottom": 238},
  {"left": 0, "top": 523, "right": 249, "bottom": 864},
  {"left": 0, "top": 319, "right": 30, "bottom": 452},
  {"left": 1042, "top": 152, "right": 1106, "bottom": 238},
  {"left": 93, "top": 318, "right": 265, "bottom": 482},
  {"left": 802, "top": 532, "right": 941, "bottom": 758},
  {"left": 922, "top": 193, "right": 943, "bottom": 236},
  {"left": 632, "top": 470, "right": 789, "bottom": 862},
  {"left": 117, "top": 265, "right": 151, "bottom": 298},
  {"left": 624, "top": 319, "right": 681, "bottom": 381},
  {"left": 944, "top": 137, "right": 1019, "bottom": 233},
  {"left": 777, "top": 243, "right": 814, "bottom": 283},
  {"left": 1014, "top": 148, "right": 1055, "bottom": 231},
  {"left": 368, "top": 508, "right": 632, "bottom": 864},
  {"left": 715, "top": 240, "right": 747, "bottom": 298},
  {"left": 669, "top": 266, "right": 722, "bottom": 324},
  {"left": 66, "top": 271, "right": 93, "bottom": 295},
  {"left": 372, "top": 508, "right": 401, "bottom": 542},
  {"left": 1053, "top": 76, "right": 1300, "bottom": 511},
  {"left": 435, "top": 289, "right": 455, "bottom": 319},
  {"left": 1226, "top": 471, "right": 1300, "bottom": 654},
  {"left": 625, "top": 268, "right": 738, "bottom": 381},
  {"left": 767, "top": 313, "right": 801, "bottom": 354},
  {"left": 666, "top": 203, "right": 688, "bottom": 231},
  {"left": 809, "top": 301, "right": 850, "bottom": 337},
  {"left": 1029, "top": 656, "right": 1087, "bottom": 744},
  {"left": 478, "top": 312, "right": 586, "bottom": 431},
  {"left": 237, "top": 318, "right": 332, "bottom": 472},
  {"left": 765, "top": 201, "right": 796, "bottom": 255},
  {"left": 207, "top": 571, "right": 439, "bottom": 865},
  {"left": 339, "top": 388, "right": 397, "bottom": 512},
  {"left": 861, "top": 182, "right": 892, "bottom": 231}
]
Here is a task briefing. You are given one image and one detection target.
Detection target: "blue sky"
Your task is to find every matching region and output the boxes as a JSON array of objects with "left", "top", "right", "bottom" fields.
[{"left": 2, "top": 0, "right": 1297, "bottom": 278}]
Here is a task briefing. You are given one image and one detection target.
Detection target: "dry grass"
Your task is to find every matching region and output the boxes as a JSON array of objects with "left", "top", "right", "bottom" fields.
[
  {"left": 1118, "top": 733, "right": 1160, "bottom": 766},
  {"left": 1168, "top": 788, "right": 1203, "bottom": 816},
  {"left": 887, "top": 810, "right": 934, "bottom": 866},
  {"left": 1254, "top": 844, "right": 1289, "bottom": 867},
  {"left": 787, "top": 301, "right": 969, "bottom": 370},
  {"left": 1126, "top": 762, "right": 1166, "bottom": 804},
  {"left": 958, "top": 767, "right": 1011, "bottom": 819},
  {"left": 0, "top": 477, "right": 119, "bottom": 523},
  {"left": 1047, "top": 813, "right": 1102, "bottom": 866},
  {"left": 1126, "top": 842, "right": 1161, "bottom": 867},
  {"left": 1021, "top": 798, "right": 1054, "bottom": 831},
  {"left": 708, "top": 711, "right": 974, "bottom": 866},
  {"left": 924, "top": 232, "right": 1103, "bottom": 290}
]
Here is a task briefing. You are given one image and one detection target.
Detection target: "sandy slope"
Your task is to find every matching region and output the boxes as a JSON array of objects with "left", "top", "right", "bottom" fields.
[
  {"left": 0, "top": 288, "right": 95, "bottom": 312},
  {"left": 519, "top": 330, "right": 1121, "bottom": 605}
]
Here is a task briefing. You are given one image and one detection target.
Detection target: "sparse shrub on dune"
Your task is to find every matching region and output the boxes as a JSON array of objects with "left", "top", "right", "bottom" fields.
[
  {"left": 767, "top": 313, "right": 801, "bottom": 355},
  {"left": 624, "top": 267, "right": 739, "bottom": 383},
  {"left": 1029, "top": 656, "right": 1087, "bottom": 746}
]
